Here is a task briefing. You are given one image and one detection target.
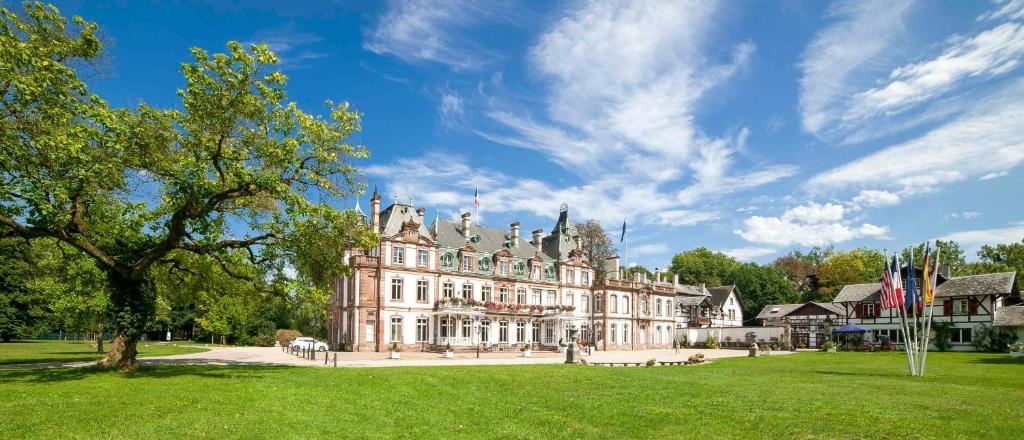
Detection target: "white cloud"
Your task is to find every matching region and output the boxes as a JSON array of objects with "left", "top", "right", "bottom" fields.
[
  {"left": 944, "top": 211, "right": 982, "bottom": 222},
  {"left": 735, "top": 202, "right": 889, "bottom": 246},
  {"left": 721, "top": 247, "right": 778, "bottom": 261},
  {"left": 851, "top": 190, "right": 901, "bottom": 208},
  {"left": 980, "top": 170, "right": 1009, "bottom": 180},
  {"left": 843, "top": 22, "right": 1024, "bottom": 123},
  {"left": 439, "top": 93, "right": 463, "bottom": 126},
  {"left": 807, "top": 78, "right": 1024, "bottom": 195},
  {"left": 798, "top": 0, "right": 913, "bottom": 137},
  {"left": 246, "top": 30, "right": 325, "bottom": 69},
  {"left": 939, "top": 223, "right": 1024, "bottom": 255},
  {"left": 363, "top": 1, "right": 516, "bottom": 70},
  {"left": 978, "top": 0, "right": 1024, "bottom": 21},
  {"left": 650, "top": 210, "right": 721, "bottom": 227}
]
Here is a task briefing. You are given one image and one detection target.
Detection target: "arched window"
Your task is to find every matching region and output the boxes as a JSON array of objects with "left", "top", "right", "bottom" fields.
[
  {"left": 544, "top": 265, "right": 556, "bottom": 280},
  {"left": 514, "top": 261, "right": 526, "bottom": 276},
  {"left": 610, "top": 294, "right": 618, "bottom": 313},
  {"left": 622, "top": 296, "right": 630, "bottom": 314},
  {"left": 440, "top": 252, "right": 455, "bottom": 268},
  {"left": 477, "top": 257, "right": 491, "bottom": 272},
  {"left": 656, "top": 299, "right": 663, "bottom": 316}
]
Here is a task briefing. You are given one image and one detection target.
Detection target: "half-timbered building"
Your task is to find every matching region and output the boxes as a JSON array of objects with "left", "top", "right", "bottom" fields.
[{"left": 756, "top": 302, "right": 846, "bottom": 348}]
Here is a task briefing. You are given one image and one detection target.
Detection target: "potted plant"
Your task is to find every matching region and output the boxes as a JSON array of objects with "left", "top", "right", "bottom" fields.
[
  {"left": 1009, "top": 342, "right": 1024, "bottom": 358},
  {"left": 388, "top": 342, "right": 401, "bottom": 359},
  {"left": 521, "top": 344, "right": 532, "bottom": 357},
  {"left": 822, "top": 340, "right": 838, "bottom": 353},
  {"left": 443, "top": 342, "right": 454, "bottom": 359}
]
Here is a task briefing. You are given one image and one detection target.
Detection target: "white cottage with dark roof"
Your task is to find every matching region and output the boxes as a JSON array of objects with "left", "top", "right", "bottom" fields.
[
  {"left": 833, "top": 271, "right": 1020, "bottom": 351},
  {"left": 327, "top": 191, "right": 744, "bottom": 352}
]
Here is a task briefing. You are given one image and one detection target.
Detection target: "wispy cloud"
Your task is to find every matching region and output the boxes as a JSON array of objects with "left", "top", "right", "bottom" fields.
[
  {"left": 798, "top": 0, "right": 914, "bottom": 139},
  {"left": 806, "top": 77, "right": 1024, "bottom": 195},
  {"left": 246, "top": 29, "right": 326, "bottom": 69},
  {"left": 939, "top": 222, "right": 1024, "bottom": 255},
  {"left": 363, "top": 0, "right": 519, "bottom": 71},
  {"left": 721, "top": 247, "right": 778, "bottom": 261},
  {"left": 977, "top": 0, "right": 1024, "bottom": 21}
]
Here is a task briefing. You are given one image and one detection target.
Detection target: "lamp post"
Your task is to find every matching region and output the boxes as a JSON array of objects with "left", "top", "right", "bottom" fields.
[
  {"left": 565, "top": 323, "right": 578, "bottom": 364},
  {"left": 475, "top": 320, "right": 481, "bottom": 359}
]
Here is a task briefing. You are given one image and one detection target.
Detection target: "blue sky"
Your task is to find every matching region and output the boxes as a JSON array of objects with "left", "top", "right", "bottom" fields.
[{"left": 56, "top": 0, "right": 1024, "bottom": 268}]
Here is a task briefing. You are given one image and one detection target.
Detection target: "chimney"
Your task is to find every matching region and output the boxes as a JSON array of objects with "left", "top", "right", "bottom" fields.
[
  {"left": 673, "top": 273, "right": 679, "bottom": 286},
  {"left": 574, "top": 235, "right": 582, "bottom": 250},
  {"left": 532, "top": 229, "right": 544, "bottom": 247},
  {"left": 461, "top": 212, "right": 471, "bottom": 238},
  {"left": 370, "top": 190, "right": 381, "bottom": 232},
  {"left": 700, "top": 283, "right": 706, "bottom": 295},
  {"left": 416, "top": 207, "right": 426, "bottom": 217},
  {"left": 655, "top": 268, "right": 662, "bottom": 283},
  {"left": 510, "top": 222, "right": 520, "bottom": 240}
]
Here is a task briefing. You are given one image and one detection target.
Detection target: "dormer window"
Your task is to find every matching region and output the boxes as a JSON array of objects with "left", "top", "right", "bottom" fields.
[
  {"left": 544, "top": 265, "right": 555, "bottom": 280},
  {"left": 531, "top": 264, "right": 541, "bottom": 280},
  {"left": 417, "top": 249, "right": 428, "bottom": 267},
  {"left": 462, "top": 255, "right": 472, "bottom": 271},
  {"left": 514, "top": 261, "right": 526, "bottom": 276},
  {"left": 441, "top": 252, "right": 455, "bottom": 269},
  {"left": 392, "top": 247, "right": 404, "bottom": 264},
  {"left": 582, "top": 271, "right": 589, "bottom": 285},
  {"left": 477, "top": 257, "right": 491, "bottom": 272},
  {"left": 566, "top": 270, "right": 574, "bottom": 283},
  {"left": 499, "top": 261, "right": 509, "bottom": 276}
]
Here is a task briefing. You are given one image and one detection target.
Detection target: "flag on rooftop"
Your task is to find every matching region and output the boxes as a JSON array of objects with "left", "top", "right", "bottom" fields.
[
  {"left": 620, "top": 218, "right": 627, "bottom": 243},
  {"left": 474, "top": 187, "right": 480, "bottom": 208}
]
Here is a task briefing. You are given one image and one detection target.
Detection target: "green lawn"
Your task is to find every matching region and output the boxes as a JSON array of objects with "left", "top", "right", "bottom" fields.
[
  {"left": 1, "top": 352, "right": 1022, "bottom": 439},
  {"left": 0, "top": 340, "right": 209, "bottom": 365}
]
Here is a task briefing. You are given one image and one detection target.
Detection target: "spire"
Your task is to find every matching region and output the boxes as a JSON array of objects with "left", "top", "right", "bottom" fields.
[
  {"left": 372, "top": 185, "right": 379, "bottom": 198},
  {"left": 354, "top": 198, "right": 364, "bottom": 215}
]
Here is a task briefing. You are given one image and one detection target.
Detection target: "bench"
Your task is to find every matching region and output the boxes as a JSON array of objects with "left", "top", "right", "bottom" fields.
[{"left": 658, "top": 361, "right": 688, "bottom": 366}]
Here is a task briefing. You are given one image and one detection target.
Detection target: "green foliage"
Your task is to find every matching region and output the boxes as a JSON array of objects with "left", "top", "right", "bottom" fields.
[
  {"left": 704, "top": 335, "right": 719, "bottom": 349},
  {"left": 971, "top": 325, "right": 1017, "bottom": 353},
  {"left": 576, "top": 219, "right": 616, "bottom": 279},
  {"left": 930, "top": 321, "right": 955, "bottom": 352},
  {"left": 901, "top": 240, "right": 968, "bottom": 276},
  {"left": 275, "top": 329, "right": 302, "bottom": 347},
  {"left": 0, "top": 240, "right": 50, "bottom": 341},
  {"left": 669, "top": 248, "right": 740, "bottom": 286},
  {"left": 817, "top": 248, "right": 884, "bottom": 300},
  {"left": 727, "top": 263, "right": 799, "bottom": 321},
  {"left": 976, "top": 238, "right": 1024, "bottom": 290}
]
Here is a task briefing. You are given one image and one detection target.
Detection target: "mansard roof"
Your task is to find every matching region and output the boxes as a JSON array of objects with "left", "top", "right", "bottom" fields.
[
  {"left": 378, "top": 203, "right": 432, "bottom": 239},
  {"left": 431, "top": 219, "right": 550, "bottom": 261}
]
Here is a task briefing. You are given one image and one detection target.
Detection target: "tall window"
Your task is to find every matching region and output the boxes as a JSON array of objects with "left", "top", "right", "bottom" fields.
[
  {"left": 499, "top": 321, "right": 509, "bottom": 343},
  {"left": 532, "top": 289, "right": 542, "bottom": 305},
  {"left": 640, "top": 297, "right": 648, "bottom": 314},
  {"left": 416, "top": 280, "right": 429, "bottom": 302},
  {"left": 531, "top": 264, "right": 541, "bottom": 280},
  {"left": 728, "top": 310, "right": 735, "bottom": 320},
  {"left": 499, "top": 261, "right": 509, "bottom": 276},
  {"left": 462, "top": 319, "right": 472, "bottom": 338},
  {"left": 595, "top": 295, "right": 603, "bottom": 312},
  {"left": 440, "top": 318, "right": 453, "bottom": 338},
  {"left": 416, "top": 318, "right": 428, "bottom": 342},
  {"left": 623, "top": 324, "right": 630, "bottom": 344},
  {"left": 516, "top": 288, "right": 527, "bottom": 304},
  {"left": 417, "top": 249, "right": 428, "bottom": 267},
  {"left": 610, "top": 295, "right": 618, "bottom": 313},
  {"left": 516, "top": 322, "right": 526, "bottom": 343},
  {"left": 582, "top": 271, "right": 589, "bottom": 285},
  {"left": 443, "top": 282, "right": 454, "bottom": 299},
  {"left": 622, "top": 297, "right": 629, "bottom": 314},
  {"left": 462, "top": 283, "right": 473, "bottom": 299},
  {"left": 462, "top": 255, "right": 472, "bottom": 271},
  {"left": 581, "top": 295, "right": 590, "bottom": 313},
  {"left": 499, "top": 287, "right": 509, "bottom": 303},
  {"left": 656, "top": 299, "right": 663, "bottom": 316},
  {"left": 532, "top": 324, "right": 540, "bottom": 343},
  {"left": 666, "top": 300, "right": 672, "bottom": 316},
  {"left": 482, "top": 285, "right": 493, "bottom": 302},
  {"left": 564, "top": 293, "right": 574, "bottom": 307},
  {"left": 392, "top": 247, "right": 404, "bottom": 264},
  {"left": 611, "top": 323, "right": 618, "bottom": 343},
  {"left": 390, "top": 278, "right": 403, "bottom": 301},
  {"left": 566, "top": 269, "right": 574, "bottom": 283},
  {"left": 546, "top": 290, "right": 556, "bottom": 306},
  {"left": 390, "top": 317, "right": 402, "bottom": 343}
]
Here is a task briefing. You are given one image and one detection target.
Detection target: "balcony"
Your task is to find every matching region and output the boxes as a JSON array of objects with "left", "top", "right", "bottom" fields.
[
  {"left": 433, "top": 298, "right": 577, "bottom": 317},
  {"left": 351, "top": 255, "right": 379, "bottom": 267}
]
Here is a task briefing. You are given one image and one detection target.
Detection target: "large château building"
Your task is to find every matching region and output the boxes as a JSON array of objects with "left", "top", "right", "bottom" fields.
[{"left": 327, "top": 191, "right": 743, "bottom": 352}]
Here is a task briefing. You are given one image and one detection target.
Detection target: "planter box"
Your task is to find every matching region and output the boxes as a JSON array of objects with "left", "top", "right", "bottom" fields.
[
  {"left": 388, "top": 351, "right": 400, "bottom": 360},
  {"left": 1011, "top": 351, "right": 1023, "bottom": 358},
  {"left": 521, "top": 350, "right": 532, "bottom": 357},
  {"left": 443, "top": 351, "right": 454, "bottom": 359}
]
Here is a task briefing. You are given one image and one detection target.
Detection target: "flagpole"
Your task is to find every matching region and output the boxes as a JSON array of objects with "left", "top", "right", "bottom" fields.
[
  {"left": 920, "top": 245, "right": 940, "bottom": 376},
  {"left": 908, "top": 247, "right": 921, "bottom": 374},
  {"left": 885, "top": 250, "right": 916, "bottom": 376},
  {"left": 894, "top": 253, "right": 916, "bottom": 376}
]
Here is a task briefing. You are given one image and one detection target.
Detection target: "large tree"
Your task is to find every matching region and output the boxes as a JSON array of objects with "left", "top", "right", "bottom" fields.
[
  {"left": 575, "top": 219, "right": 616, "bottom": 280},
  {"left": 668, "top": 247, "right": 741, "bottom": 286},
  {"left": 727, "top": 263, "right": 799, "bottom": 321},
  {"left": 0, "top": 4, "right": 375, "bottom": 369},
  {"left": 901, "top": 239, "right": 968, "bottom": 276}
]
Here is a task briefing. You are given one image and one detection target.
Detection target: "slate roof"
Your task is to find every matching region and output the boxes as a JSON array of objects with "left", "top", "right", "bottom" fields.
[
  {"left": 993, "top": 305, "right": 1024, "bottom": 327},
  {"left": 756, "top": 302, "right": 844, "bottom": 320},
  {"left": 430, "top": 219, "right": 550, "bottom": 261},
  {"left": 675, "top": 284, "right": 705, "bottom": 296},
  {"left": 833, "top": 283, "right": 882, "bottom": 303},
  {"left": 378, "top": 204, "right": 432, "bottom": 238},
  {"left": 707, "top": 285, "right": 743, "bottom": 309},
  {"left": 833, "top": 272, "right": 1018, "bottom": 303},
  {"left": 675, "top": 295, "right": 711, "bottom": 307},
  {"left": 934, "top": 272, "right": 1017, "bottom": 297}
]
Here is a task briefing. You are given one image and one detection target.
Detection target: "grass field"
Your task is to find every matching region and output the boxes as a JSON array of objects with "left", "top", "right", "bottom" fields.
[
  {"left": 1, "top": 351, "right": 1022, "bottom": 439},
  {"left": 0, "top": 340, "right": 209, "bottom": 365}
]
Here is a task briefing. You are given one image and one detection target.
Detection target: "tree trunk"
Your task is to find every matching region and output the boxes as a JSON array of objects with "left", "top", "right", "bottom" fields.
[
  {"left": 96, "top": 319, "right": 104, "bottom": 354},
  {"left": 98, "top": 274, "right": 156, "bottom": 371}
]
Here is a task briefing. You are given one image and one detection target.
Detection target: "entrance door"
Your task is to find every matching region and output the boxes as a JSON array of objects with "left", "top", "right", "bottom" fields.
[{"left": 794, "top": 333, "right": 809, "bottom": 349}]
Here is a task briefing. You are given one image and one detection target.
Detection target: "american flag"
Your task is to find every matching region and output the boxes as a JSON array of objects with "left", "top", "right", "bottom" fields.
[{"left": 880, "top": 257, "right": 895, "bottom": 310}]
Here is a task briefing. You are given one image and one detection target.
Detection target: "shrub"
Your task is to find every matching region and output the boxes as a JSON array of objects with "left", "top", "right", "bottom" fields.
[
  {"left": 444, "top": 342, "right": 453, "bottom": 352},
  {"left": 704, "top": 335, "right": 719, "bottom": 349},
  {"left": 931, "top": 321, "right": 954, "bottom": 352},
  {"left": 1008, "top": 342, "right": 1023, "bottom": 353},
  {"left": 972, "top": 325, "right": 1018, "bottom": 352},
  {"left": 681, "top": 335, "right": 689, "bottom": 348},
  {"left": 254, "top": 333, "right": 276, "bottom": 347},
  {"left": 390, "top": 342, "right": 402, "bottom": 352},
  {"left": 821, "top": 340, "right": 838, "bottom": 351},
  {"left": 275, "top": 329, "right": 302, "bottom": 347}
]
